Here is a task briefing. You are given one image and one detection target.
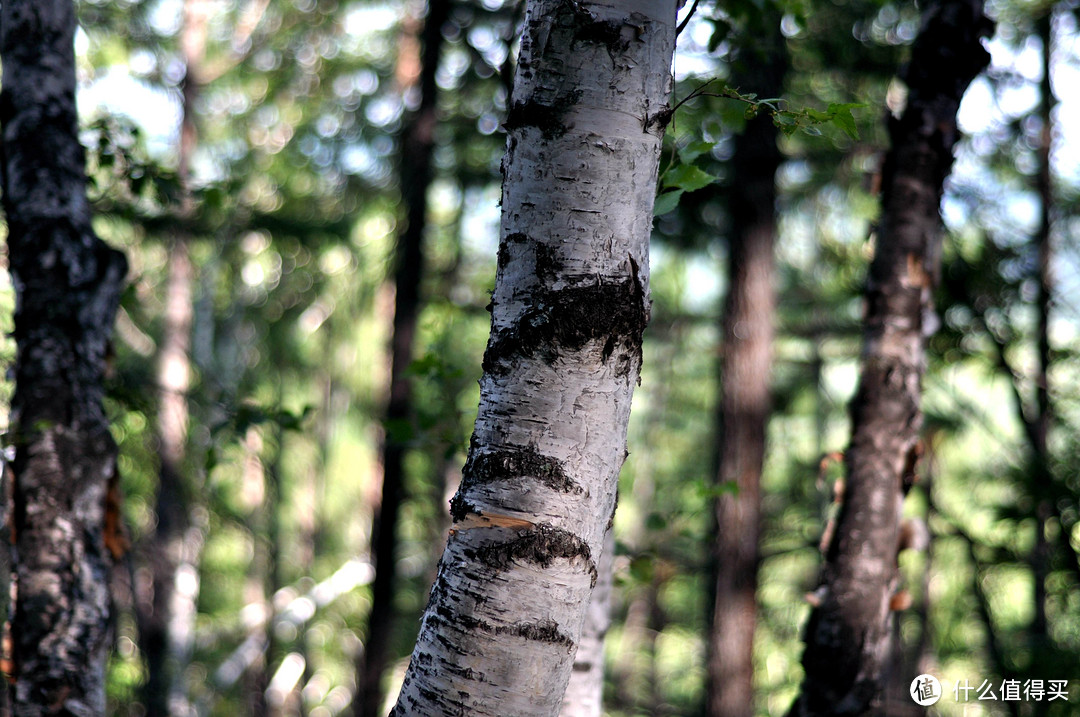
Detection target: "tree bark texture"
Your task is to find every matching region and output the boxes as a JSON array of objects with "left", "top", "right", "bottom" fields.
[
  {"left": 706, "top": 21, "right": 787, "bottom": 717},
  {"left": 788, "top": 0, "right": 990, "bottom": 713},
  {"left": 1, "top": 1, "right": 128, "bottom": 714},
  {"left": 354, "top": 2, "right": 449, "bottom": 716},
  {"left": 390, "top": 2, "right": 675, "bottom": 714}
]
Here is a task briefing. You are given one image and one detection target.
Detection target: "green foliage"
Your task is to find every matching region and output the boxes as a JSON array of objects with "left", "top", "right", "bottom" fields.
[
  {"left": 674, "top": 79, "right": 865, "bottom": 139},
  {"left": 27, "top": 0, "right": 1075, "bottom": 713}
]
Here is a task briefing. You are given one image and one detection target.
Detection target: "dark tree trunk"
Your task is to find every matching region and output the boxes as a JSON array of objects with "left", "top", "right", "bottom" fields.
[
  {"left": 1029, "top": 5, "right": 1055, "bottom": 667},
  {"left": 788, "top": 0, "right": 990, "bottom": 713},
  {"left": 354, "top": 2, "right": 449, "bottom": 715},
  {"left": 1, "top": 459, "right": 11, "bottom": 717},
  {"left": 706, "top": 20, "right": 787, "bottom": 717},
  {"left": 1, "top": 1, "right": 128, "bottom": 713}
]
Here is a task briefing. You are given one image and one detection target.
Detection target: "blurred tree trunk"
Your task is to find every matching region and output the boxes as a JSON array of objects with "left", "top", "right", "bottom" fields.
[
  {"left": 559, "top": 530, "right": 614, "bottom": 717},
  {"left": 788, "top": 0, "right": 990, "bottom": 713},
  {"left": 137, "top": 1, "right": 208, "bottom": 713},
  {"left": 239, "top": 426, "right": 281, "bottom": 716},
  {"left": 390, "top": 2, "right": 675, "bottom": 714},
  {"left": 705, "top": 16, "right": 787, "bottom": 717},
  {"left": 1, "top": 457, "right": 11, "bottom": 717},
  {"left": 1, "top": 0, "right": 128, "bottom": 713},
  {"left": 1029, "top": 4, "right": 1055, "bottom": 667},
  {"left": 353, "top": 1, "right": 449, "bottom": 715}
]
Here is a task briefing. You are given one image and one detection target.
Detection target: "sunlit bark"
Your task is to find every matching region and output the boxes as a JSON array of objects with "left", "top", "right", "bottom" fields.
[{"left": 391, "top": 2, "right": 676, "bottom": 714}]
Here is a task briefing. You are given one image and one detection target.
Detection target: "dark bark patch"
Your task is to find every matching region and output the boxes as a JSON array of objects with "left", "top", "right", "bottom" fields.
[
  {"left": 534, "top": 242, "right": 564, "bottom": 284},
  {"left": 457, "top": 614, "right": 575, "bottom": 652},
  {"left": 508, "top": 620, "right": 575, "bottom": 651},
  {"left": 481, "top": 258, "right": 647, "bottom": 378},
  {"left": 470, "top": 523, "right": 597, "bottom": 587},
  {"left": 572, "top": 16, "right": 645, "bottom": 62},
  {"left": 498, "top": 232, "right": 530, "bottom": 270},
  {"left": 503, "top": 91, "right": 583, "bottom": 140},
  {"left": 562, "top": 2, "right": 646, "bottom": 58},
  {"left": 607, "top": 488, "right": 619, "bottom": 531},
  {"left": 456, "top": 445, "right": 581, "bottom": 511},
  {"left": 448, "top": 494, "right": 479, "bottom": 523}
]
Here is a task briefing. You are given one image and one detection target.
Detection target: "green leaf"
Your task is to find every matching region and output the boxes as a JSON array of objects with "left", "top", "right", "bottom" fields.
[
  {"left": 827, "top": 103, "right": 862, "bottom": 140},
  {"left": 692, "top": 478, "right": 742, "bottom": 499},
  {"left": 653, "top": 189, "right": 684, "bottom": 216},
  {"left": 827, "top": 102, "right": 865, "bottom": 113},
  {"left": 773, "top": 111, "right": 798, "bottom": 126},
  {"left": 662, "top": 164, "right": 718, "bottom": 192},
  {"left": 678, "top": 140, "right": 715, "bottom": 163}
]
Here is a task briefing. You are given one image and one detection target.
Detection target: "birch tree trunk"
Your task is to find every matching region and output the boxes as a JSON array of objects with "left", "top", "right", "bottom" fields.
[
  {"left": 1, "top": 0, "right": 128, "bottom": 713},
  {"left": 390, "top": 2, "right": 676, "bottom": 714},
  {"left": 788, "top": 0, "right": 990, "bottom": 713},
  {"left": 706, "top": 19, "right": 787, "bottom": 717}
]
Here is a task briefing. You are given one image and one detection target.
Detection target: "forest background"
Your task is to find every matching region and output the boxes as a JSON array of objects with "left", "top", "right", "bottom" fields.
[{"left": 1, "top": 0, "right": 1079, "bottom": 714}]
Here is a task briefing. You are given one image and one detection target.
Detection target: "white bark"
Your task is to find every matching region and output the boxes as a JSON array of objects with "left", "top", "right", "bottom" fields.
[{"left": 390, "top": 2, "right": 675, "bottom": 715}]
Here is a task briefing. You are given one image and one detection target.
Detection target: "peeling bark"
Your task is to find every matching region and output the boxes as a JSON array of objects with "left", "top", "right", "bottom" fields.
[
  {"left": 788, "top": 0, "right": 990, "bottom": 713},
  {"left": 390, "top": 2, "right": 676, "bottom": 714},
  {"left": 706, "top": 19, "right": 787, "bottom": 717},
  {"left": 1, "top": 1, "right": 128, "bottom": 713}
]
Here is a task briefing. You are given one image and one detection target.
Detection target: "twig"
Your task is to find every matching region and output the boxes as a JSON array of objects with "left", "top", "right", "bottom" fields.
[{"left": 676, "top": 0, "right": 701, "bottom": 36}]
